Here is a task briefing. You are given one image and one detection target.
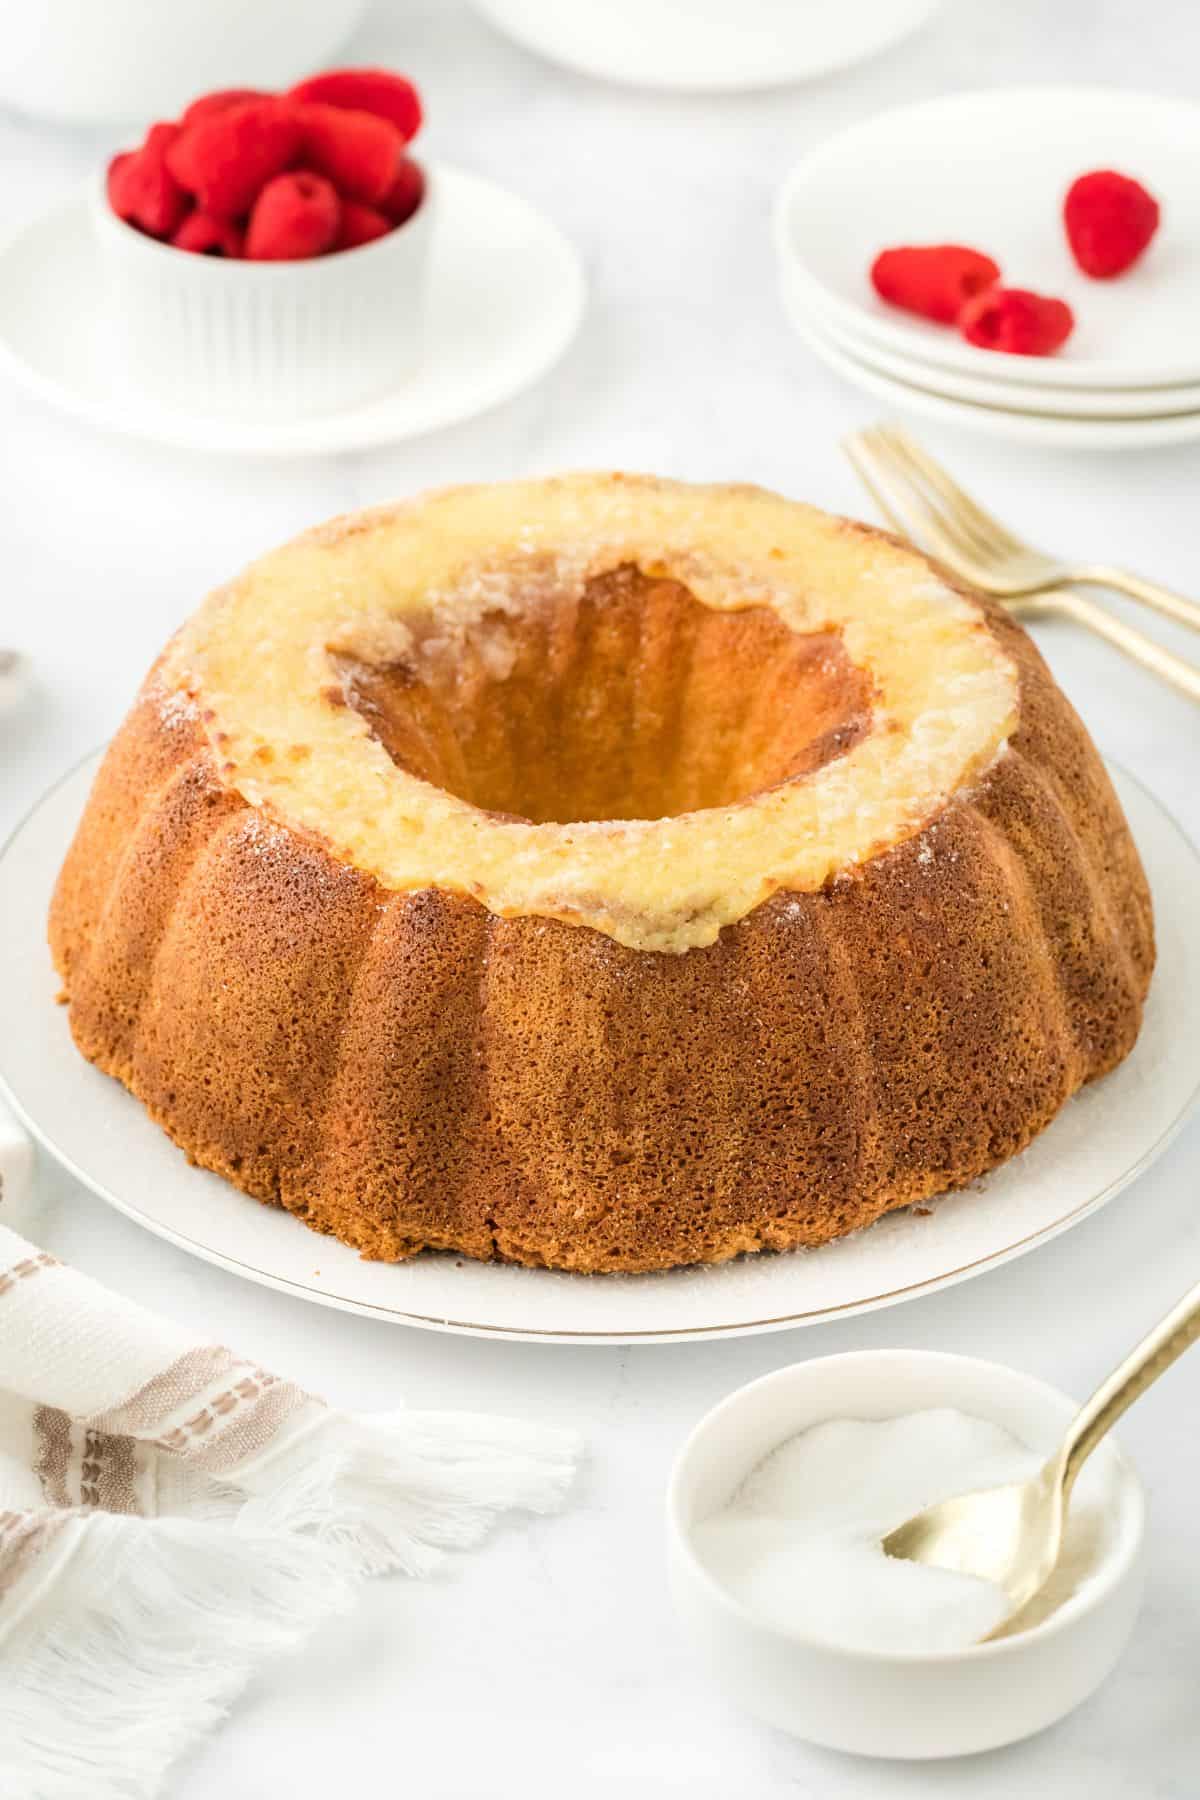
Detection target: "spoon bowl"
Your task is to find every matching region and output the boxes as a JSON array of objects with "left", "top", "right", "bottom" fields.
[
  {"left": 884, "top": 1463, "right": 1063, "bottom": 1628},
  {"left": 882, "top": 1274, "right": 1200, "bottom": 1634}
]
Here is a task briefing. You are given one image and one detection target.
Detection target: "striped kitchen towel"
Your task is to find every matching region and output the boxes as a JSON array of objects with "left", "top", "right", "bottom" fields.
[{"left": 0, "top": 1119, "right": 579, "bottom": 1800}]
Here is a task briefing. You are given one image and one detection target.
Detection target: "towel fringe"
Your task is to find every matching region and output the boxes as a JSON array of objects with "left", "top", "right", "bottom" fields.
[
  {"left": 0, "top": 1512, "right": 350, "bottom": 1800},
  {"left": 3, "top": 1413, "right": 579, "bottom": 1797}
]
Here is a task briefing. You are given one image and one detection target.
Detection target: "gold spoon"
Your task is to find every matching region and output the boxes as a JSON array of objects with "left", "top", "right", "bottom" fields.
[{"left": 883, "top": 1275, "right": 1200, "bottom": 1636}]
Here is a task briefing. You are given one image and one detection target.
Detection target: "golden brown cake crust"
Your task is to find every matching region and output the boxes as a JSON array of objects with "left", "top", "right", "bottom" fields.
[{"left": 49, "top": 497, "right": 1154, "bottom": 1274}]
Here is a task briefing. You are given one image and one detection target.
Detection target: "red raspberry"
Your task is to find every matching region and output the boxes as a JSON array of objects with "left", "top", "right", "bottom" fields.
[
  {"left": 959, "top": 287, "right": 1074, "bottom": 356},
  {"left": 168, "top": 99, "right": 304, "bottom": 218},
  {"left": 1064, "top": 169, "right": 1160, "bottom": 279},
  {"left": 288, "top": 68, "right": 422, "bottom": 143},
  {"left": 245, "top": 171, "right": 340, "bottom": 260},
  {"left": 298, "top": 102, "right": 401, "bottom": 205},
  {"left": 335, "top": 201, "right": 393, "bottom": 251},
  {"left": 179, "top": 88, "right": 269, "bottom": 129},
  {"left": 870, "top": 245, "right": 1001, "bottom": 325},
  {"left": 171, "top": 210, "right": 245, "bottom": 257},
  {"left": 380, "top": 157, "right": 425, "bottom": 226},
  {"left": 106, "top": 123, "right": 189, "bottom": 238}
]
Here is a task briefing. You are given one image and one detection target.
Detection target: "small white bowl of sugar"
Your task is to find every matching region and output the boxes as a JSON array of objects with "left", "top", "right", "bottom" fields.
[{"left": 666, "top": 1349, "right": 1144, "bottom": 1759}]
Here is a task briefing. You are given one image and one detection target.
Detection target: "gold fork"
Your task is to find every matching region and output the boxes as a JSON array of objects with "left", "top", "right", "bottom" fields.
[{"left": 843, "top": 424, "right": 1200, "bottom": 704}]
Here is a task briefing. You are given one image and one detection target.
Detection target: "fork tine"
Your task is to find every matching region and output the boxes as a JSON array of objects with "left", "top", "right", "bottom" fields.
[
  {"left": 843, "top": 431, "right": 979, "bottom": 584},
  {"left": 877, "top": 427, "right": 1026, "bottom": 560},
  {"left": 851, "top": 428, "right": 990, "bottom": 575},
  {"left": 872, "top": 426, "right": 999, "bottom": 563},
  {"left": 842, "top": 434, "right": 913, "bottom": 540}
]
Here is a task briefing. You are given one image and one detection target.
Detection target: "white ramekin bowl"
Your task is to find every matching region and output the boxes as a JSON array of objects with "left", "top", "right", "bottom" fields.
[
  {"left": 667, "top": 1350, "right": 1145, "bottom": 1760},
  {"left": 90, "top": 167, "right": 436, "bottom": 422}
]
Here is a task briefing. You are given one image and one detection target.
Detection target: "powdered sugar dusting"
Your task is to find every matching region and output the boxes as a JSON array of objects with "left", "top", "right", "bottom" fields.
[{"left": 156, "top": 686, "right": 200, "bottom": 732}]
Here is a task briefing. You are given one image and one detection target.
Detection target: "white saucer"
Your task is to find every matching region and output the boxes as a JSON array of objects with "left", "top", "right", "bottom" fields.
[
  {"left": 472, "top": 0, "right": 940, "bottom": 92},
  {"left": 784, "top": 291, "right": 1200, "bottom": 450},
  {"left": 0, "top": 164, "right": 586, "bottom": 456},
  {"left": 2, "top": 755, "right": 1197, "bottom": 1344},
  {"left": 775, "top": 88, "right": 1200, "bottom": 391}
]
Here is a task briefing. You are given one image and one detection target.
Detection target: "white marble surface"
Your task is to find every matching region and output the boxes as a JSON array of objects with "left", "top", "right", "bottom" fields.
[{"left": 2, "top": 2, "right": 1200, "bottom": 1794}]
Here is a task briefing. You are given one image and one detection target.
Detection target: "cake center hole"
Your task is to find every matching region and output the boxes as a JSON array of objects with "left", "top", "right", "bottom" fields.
[{"left": 332, "top": 564, "right": 873, "bottom": 824}]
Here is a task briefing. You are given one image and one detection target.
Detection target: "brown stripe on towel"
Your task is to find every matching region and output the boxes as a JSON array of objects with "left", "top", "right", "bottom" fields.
[
  {"left": 0, "top": 1251, "right": 58, "bottom": 1298},
  {"left": 87, "top": 1345, "right": 241, "bottom": 1435},
  {"left": 155, "top": 1375, "right": 311, "bottom": 1475},
  {"left": 32, "top": 1406, "right": 73, "bottom": 1508},
  {"left": 80, "top": 1430, "right": 142, "bottom": 1516}
]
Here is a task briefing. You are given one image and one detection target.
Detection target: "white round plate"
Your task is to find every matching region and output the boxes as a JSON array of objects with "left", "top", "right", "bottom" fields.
[
  {"left": 3, "top": 756, "right": 1197, "bottom": 1344},
  {"left": 785, "top": 272, "right": 1200, "bottom": 419},
  {"left": 775, "top": 87, "right": 1200, "bottom": 391},
  {"left": 0, "top": 165, "right": 586, "bottom": 457},
  {"left": 472, "top": 0, "right": 940, "bottom": 93},
  {"left": 784, "top": 291, "right": 1200, "bottom": 450}
]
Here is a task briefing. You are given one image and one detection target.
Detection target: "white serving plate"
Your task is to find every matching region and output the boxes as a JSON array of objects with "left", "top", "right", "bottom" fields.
[
  {"left": 2, "top": 756, "right": 1197, "bottom": 1344},
  {"left": 775, "top": 88, "right": 1200, "bottom": 391},
  {"left": 783, "top": 292, "right": 1200, "bottom": 450},
  {"left": 0, "top": 166, "right": 586, "bottom": 457},
  {"left": 472, "top": 0, "right": 940, "bottom": 93}
]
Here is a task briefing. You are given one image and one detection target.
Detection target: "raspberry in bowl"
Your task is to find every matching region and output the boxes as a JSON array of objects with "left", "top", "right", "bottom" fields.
[{"left": 91, "top": 70, "right": 434, "bottom": 420}]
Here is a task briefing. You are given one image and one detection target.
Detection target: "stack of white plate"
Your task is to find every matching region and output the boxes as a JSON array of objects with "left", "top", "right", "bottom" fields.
[{"left": 775, "top": 87, "right": 1200, "bottom": 450}]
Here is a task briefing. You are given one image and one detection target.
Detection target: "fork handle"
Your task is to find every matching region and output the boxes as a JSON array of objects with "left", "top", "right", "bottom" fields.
[
  {"left": 1059, "top": 1276, "right": 1200, "bottom": 1502},
  {"left": 1049, "top": 590, "right": 1200, "bottom": 704},
  {"left": 1071, "top": 566, "right": 1200, "bottom": 638}
]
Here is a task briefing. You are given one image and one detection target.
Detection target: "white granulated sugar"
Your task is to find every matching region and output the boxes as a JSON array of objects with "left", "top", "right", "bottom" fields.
[{"left": 694, "top": 1409, "right": 1109, "bottom": 1655}]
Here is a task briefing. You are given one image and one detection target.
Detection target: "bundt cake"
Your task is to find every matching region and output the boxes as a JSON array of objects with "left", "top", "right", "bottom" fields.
[{"left": 49, "top": 474, "right": 1154, "bottom": 1273}]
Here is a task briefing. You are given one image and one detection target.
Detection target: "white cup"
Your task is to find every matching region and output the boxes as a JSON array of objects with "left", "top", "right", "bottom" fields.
[{"left": 0, "top": 0, "right": 369, "bottom": 127}]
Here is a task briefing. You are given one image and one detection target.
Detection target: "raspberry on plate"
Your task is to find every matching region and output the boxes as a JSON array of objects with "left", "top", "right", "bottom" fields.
[
  {"left": 870, "top": 245, "right": 1001, "bottom": 325},
  {"left": 959, "top": 287, "right": 1074, "bottom": 356},
  {"left": 1064, "top": 169, "right": 1161, "bottom": 279}
]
